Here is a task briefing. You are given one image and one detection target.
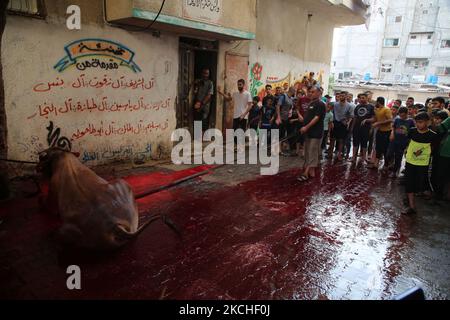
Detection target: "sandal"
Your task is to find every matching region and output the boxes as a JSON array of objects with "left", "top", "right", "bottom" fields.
[{"left": 297, "top": 175, "right": 309, "bottom": 182}]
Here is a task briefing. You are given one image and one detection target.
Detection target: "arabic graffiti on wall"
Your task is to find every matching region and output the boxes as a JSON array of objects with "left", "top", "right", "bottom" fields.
[
  {"left": 183, "top": 0, "right": 222, "bottom": 25},
  {"left": 54, "top": 39, "right": 142, "bottom": 73},
  {"left": 27, "top": 97, "right": 172, "bottom": 119},
  {"left": 10, "top": 36, "right": 177, "bottom": 165},
  {"left": 32, "top": 74, "right": 156, "bottom": 93},
  {"left": 17, "top": 135, "right": 45, "bottom": 159},
  {"left": 70, "top": 119, "right": 170, "bottom": 141},
  {"left": 81, "top": 143, "right": 152, "bottom": 164},
  {"left": 46, "top": 121, "right": 72, "bottom": 151}
]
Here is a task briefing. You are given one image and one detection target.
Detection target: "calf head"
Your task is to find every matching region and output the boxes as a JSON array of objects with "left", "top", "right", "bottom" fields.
[{"left": 37, "top": 147, "right": 79, "bottom": 178}]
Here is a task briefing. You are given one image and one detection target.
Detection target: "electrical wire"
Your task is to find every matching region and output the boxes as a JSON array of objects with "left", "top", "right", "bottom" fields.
[
  {"left": 130, "top": 0, "right": 166, "bottom": 32},
  {"left": 103, "top": 0, "right": 166, "bottom": 33}
]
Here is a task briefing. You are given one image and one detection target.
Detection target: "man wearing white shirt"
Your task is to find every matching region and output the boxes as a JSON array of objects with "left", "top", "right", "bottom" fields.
[{"left": 218, "top": 79, "right": 253, "bottom": 131}]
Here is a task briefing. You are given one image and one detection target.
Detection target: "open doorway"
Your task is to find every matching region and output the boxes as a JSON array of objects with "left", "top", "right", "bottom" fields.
[{"left": 177, "top": 37, "right": 218, "bottom": 134}]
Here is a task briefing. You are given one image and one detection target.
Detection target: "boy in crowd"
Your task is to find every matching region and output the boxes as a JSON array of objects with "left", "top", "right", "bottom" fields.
[
  {"left": 366, "top": 91, "right": 377, "bottom": 160},
  {"left": 276, "top": 87, "right": 296, "bottom": 156},
  {"left": 347, "top": 93, "right": 355, "bottom": 105},
  {"left": 262, "top": 84, "right": 274, "bottom": 107},
  {"left": 274, "top": 86, "right": 284, "bottom": 105},
  {"left": 435, "top": 113, "right": 450, "bottom": 201},
  {"left": 391, "top": 105, "right": 399, "bottom": 119},
  {"left": 406, "top": 97, "right": 417, "bottom": 117},
  {"left": 296, "top": 86, "right": 312, "bottom": 156},
  {"left": 288, "top": 100, "right": 304, "bottom": 157},
  {"left": 259, "top": 96, "right": 276, "bottom": 150},
  {"left": 322, "top": 101, "right": 334, "bottom": 153},
  {"left": 248, "top": 96, "right": 262, "bottom": 130},
  {"left": 367, "top": 97, "right": 393, "bottom": 170},
  {"left": 344, "top": 92, "right": 356, "bottom": 159},
  {"left": 403, "top": 112, "right": 437, "bottom": 214},
  {"left": 352, "top": 93, "right": 375, "bottom": 163},
  {"left": 388, "top": 107, "right": 415, "bottom": 178},
  {"left": 248, "top": 96, "right": 262, "bottom": 146},
  {"left": 328, "top": 91, "right": 353, "bottom": 161},
  {"left": 431, "top": 97, "right": 450, "bottom": 116},
  {"left": 430, "top": 110, "right": 449, "bottom": 200}
]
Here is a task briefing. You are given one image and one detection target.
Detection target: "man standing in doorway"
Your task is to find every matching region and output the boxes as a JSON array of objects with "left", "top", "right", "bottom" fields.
[{"left": 193, "top": 68, "right": 214, "bottom": 132}]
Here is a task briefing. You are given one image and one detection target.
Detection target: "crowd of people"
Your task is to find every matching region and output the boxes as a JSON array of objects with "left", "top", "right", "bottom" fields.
[{"left": 217, "top": 77, "right": 450, "bottom": 215}]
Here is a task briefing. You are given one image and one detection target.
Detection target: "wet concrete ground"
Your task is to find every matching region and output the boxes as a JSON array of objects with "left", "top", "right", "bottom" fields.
[{"left": 0, "top": 156, "right": 449, "bottom": 300}]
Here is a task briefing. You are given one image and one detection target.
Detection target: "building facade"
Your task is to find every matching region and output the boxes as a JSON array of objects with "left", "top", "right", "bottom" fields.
[
  {"left": 332, "top": 0, "right": 450, "bottom": 85},
  {"left": 0, "top": 0, "right": 366, "bottom": 170}
]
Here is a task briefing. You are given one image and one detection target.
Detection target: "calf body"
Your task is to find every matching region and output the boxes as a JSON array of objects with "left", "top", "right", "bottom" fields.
[{"left": 39, "top": 148, "right": 140, "bottom": 250}]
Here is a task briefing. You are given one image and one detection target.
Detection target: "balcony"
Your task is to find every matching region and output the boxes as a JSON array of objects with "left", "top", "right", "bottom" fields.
[
  {"left": 104, "top": 0, "right": 257, "bottom": 41},
  {"left": 326, "top": 0, "right": 368, "bottom": 25},
  {"left": 405, "top": 44, "right": 433, "bottom": 58},
  {"left": 104, "top": 0, "right": 368, "bottom": 41}
]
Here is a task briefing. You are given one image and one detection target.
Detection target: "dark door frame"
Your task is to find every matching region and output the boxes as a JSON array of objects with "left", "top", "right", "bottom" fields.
[{"left": 177, "top": 37, "right": 219, "bottom": 133}]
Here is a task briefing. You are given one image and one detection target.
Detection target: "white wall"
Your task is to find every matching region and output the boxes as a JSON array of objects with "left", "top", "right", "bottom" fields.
[
  {"left": 331, "top": 0, "right": 386, "bottom": 80},
  {"left": 3, "top": 16, "right": 178, "bottom": 165}
]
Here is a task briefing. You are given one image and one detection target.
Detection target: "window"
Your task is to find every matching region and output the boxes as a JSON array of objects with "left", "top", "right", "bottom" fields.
[
  {"left": 381, "top": 63, "right": 392, "bottom": 73},
  {"left": 423, "top": 10, "right": 428, "bottom": 14},
  {"left": 427, "top": 34, "right": 432, "bottom": 40},
  {"left": 7, "top": 0, "right": 46, "bottom": 18},
  {"left": 441, "top": 40, "right": 450, "bottom": 48},
  {"left": 410, "top": 35, "right": 417, "bottom": 39},
  {"left": 384, "top": 38, "right": 400, "bottom": 47},
  {"left": 406, "top": 59, "right": 429, "bottom": 69},
  {"left": 388, "top": 16, "right": 402, "bottom": 24},
  {"left": 436, "top": 67, "right": 450, "bottom": 75},
  {"left": 344, "top": 72, "right": 353, "bottom": 78}
]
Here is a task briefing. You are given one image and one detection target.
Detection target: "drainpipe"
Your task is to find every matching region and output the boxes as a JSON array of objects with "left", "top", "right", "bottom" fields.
[
  {"left": 304, "top": 13, "right": 312, "bottom": 62},
  {"left": 0, "top": 0, "right": 9, "bottom": 200}
]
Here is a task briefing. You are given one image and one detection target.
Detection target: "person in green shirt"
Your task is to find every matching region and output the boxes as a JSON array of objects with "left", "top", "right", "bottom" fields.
[
  {"left": 403, "top": 112, "right": 437, "bottom": 214},
  {"left": 435, "top": 115, "right": 450, "bottom": 201}
]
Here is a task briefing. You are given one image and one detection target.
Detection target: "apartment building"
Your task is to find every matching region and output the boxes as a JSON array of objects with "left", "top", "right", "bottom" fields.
[{"left": 332, "top": 0, "right": 450, "bottom": 85}]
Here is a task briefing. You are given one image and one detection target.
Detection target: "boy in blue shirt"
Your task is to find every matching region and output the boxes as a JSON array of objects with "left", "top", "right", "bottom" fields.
[
  {"left": 260, "top": 96, "right": 276, "bottom": 148},
  {"left": 389, "top": 107, "right": 415, "bottom": 178}
]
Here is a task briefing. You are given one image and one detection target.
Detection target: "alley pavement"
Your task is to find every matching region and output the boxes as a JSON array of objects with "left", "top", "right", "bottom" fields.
[{"left": 0, "top": 156, "right": 449, "bottom": 299}]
